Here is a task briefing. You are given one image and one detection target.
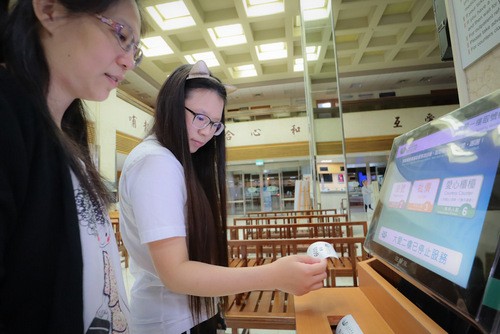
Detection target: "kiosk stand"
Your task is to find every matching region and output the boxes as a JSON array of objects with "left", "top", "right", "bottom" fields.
[{"left": 295, "top": 258, "right": 446, "bottom": 333}]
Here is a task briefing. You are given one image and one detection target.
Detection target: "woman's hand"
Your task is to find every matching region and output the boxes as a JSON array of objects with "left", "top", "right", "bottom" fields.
[
  {"left": 150, "top": 237, "right": 328, "bottom": 296},
  {"left": 269, "top": 255, "right": 327, "bottom": 295}
]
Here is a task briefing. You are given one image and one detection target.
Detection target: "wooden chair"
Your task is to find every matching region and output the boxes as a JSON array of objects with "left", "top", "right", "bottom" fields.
[
  {"left": 225, "top": 290, "right": 295, "bottom": 333},
  {"left": 109, "top": 213, "right": 129, "bottom": 268}
]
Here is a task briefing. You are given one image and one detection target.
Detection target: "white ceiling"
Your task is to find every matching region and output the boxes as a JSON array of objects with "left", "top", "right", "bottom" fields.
[
  {"left": 114, "top": 0, "right": 459, "bottom": 170},
  {"left": 120, "top": 0, "right": 457, "bottom": 110}
]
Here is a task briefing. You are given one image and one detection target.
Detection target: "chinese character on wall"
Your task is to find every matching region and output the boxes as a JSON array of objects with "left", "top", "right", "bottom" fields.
[
  {"left": 129, "top": 115, "right": 137, "bottom": 128},
  {"left": 251, "top": 129, "right": 262, "bottom": 136},
  {"left": 393, "top": 116, "right": 402, "bottom": 128},
  {"left": 291, "top": 125, "right": 301, "bottom": 135},
  {"left": 225, "top": 130, "right": 235, "bottom": 141}
]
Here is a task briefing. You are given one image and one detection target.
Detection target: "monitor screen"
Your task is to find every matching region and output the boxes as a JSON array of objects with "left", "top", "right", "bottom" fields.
[{"left": 365, "top": 89, "right": 500, "bottom": 333}]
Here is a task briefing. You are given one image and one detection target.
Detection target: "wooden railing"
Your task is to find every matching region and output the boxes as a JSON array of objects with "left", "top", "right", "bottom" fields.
[
  {"left": 245, "top": 208, "right": 338, "bottom": 217},
  {"left": 232, "top": 213, "right": 348, "bottom": 226},
  {"left": 227, "top": 221, "right": 368, "bottom": 241}
]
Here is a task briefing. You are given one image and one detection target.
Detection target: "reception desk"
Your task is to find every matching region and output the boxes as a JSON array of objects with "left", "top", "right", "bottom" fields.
[{"left": 295, "top": 258, "right": 446, "bottom": 334}]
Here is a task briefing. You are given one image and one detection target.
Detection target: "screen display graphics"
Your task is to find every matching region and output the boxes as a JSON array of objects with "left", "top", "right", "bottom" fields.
[{"left": 365, "top": 89, "right": 500, "bottom": 332}]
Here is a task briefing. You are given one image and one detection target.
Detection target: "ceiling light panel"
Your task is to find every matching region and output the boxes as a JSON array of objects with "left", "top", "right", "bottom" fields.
[
  {"left": 185, "top": 52, "right": 220, "bottom": 67},
  {"left": 243, "top": 0, "right": 285, "bottom": 17},
  {"left": 146, "top": 1, "right": 195, "bottom": 30},
  {"left": 142, "top": 36, "right": 174, "bottom": 57},
  {"left": 256, "top": 42, "right": 287, "bottom": 61},
  {"left": 208, "top": 24, "right": 247, "bottom": 47},
  {"left": 231, "top": 64, "right": 257, "bottom": 78},
  {"left": 300, "top": 0, "right": 330, "bottom": 21},
  {"left": 294, "top": 58, "right": 304, "bottom": 72},
  {"left": 306, "top": 46, "right": 321, "bottom": 61}
]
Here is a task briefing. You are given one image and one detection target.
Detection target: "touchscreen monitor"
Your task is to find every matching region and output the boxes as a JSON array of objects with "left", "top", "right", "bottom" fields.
[{"left": 364, "top": 89, "right": 500, "bottom": 333}]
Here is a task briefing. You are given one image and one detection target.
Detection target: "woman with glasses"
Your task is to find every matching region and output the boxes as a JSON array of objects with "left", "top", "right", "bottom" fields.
[
  {"left": 0, "top": 0, "right": 142, "bottom": 332},
  {"left": 118, "top": 60, "right": 327, "bottom": 334}
]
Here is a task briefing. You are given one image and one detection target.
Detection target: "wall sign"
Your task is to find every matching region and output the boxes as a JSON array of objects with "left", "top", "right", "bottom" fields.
[{"left": 453, "top": 0, "right": 500, "bottom": 69}]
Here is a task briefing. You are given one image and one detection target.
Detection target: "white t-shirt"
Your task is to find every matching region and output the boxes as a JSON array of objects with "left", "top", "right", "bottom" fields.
[
  {"left": 119, "top": 135, "right": 212, "bottom": 334},
  {"left": 71, "top": 172, "right": 130, "bottom": 332}
]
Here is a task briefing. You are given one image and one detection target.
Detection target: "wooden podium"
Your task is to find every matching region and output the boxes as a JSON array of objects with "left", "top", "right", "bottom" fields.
[{"left": 295, "top": 258, "right": 447, "bottom": 333}]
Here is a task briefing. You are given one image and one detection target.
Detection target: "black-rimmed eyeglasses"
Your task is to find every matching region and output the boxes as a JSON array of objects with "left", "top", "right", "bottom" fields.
[
  {"left": 95, "top": 14, "right": 143, "bottom": 67},
  {"left": 185, "top": 107, "right": 225, "bottom": 136}
]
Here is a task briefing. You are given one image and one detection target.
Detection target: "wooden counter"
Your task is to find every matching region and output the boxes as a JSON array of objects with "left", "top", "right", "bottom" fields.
[
  {"left": 295, "top": 258, "right": 446, "bottom": 334},
  {"left": 295, "top": 288, "right": 393, "bottom": 333}
]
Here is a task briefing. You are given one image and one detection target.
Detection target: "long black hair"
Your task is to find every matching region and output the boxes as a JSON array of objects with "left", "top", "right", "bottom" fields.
[
  {"left": 0, "top": 0, "right": 143, "bottom": 205},
  {"left": 152, "top": 64, "right": 228, "bottom": 321}
]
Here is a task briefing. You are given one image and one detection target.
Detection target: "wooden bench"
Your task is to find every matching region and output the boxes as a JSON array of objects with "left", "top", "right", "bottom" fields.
[
  {"left": 225, "top": 237, "right": 368, "bottom": 333},
  {"left": 225, "top": 289, "right": 295, "bottom": 332},
  {"left": 232, "top": 213, "right": 349, "bottom": 226}
]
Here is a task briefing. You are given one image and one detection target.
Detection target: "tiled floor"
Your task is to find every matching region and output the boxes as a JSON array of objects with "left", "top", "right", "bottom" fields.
[{"left": 120, "top": 208, "right": 373, "bottom": 333}]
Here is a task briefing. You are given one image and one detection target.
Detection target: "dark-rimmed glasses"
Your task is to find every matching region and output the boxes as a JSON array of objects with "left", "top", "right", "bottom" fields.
[
  {"left": 95, "top": 14, "right": 143, "bottom": 67},
  {"left": 185, "top": 107, "right": 225, "bottom": 136}
]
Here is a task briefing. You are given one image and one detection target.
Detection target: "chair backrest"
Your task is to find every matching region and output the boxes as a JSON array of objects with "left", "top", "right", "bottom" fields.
[
  {"left": 228, "top": 237, "right": 367, "bottom": 261},
  {"left": 245, "top": 208, "right": 338, "bottom": 217},
  {"left": 227, "top": 221, "right": 368, "bottom": 241},
  {"left": 232, "top": 213, "right": 349, "bottom": 226}
]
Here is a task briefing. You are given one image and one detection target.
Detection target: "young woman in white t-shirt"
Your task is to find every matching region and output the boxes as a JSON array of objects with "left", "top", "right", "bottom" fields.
[{"left": 119, "top": 60, "right": 327, "bottom": 334}]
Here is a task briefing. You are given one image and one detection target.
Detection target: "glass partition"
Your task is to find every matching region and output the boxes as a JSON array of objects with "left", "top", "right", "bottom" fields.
[
  {"left": 299, "top": 0, "right": 349, "bottom": 214},
  {"left": 226, "top": 164, "right": 302, "bottom": 215}
]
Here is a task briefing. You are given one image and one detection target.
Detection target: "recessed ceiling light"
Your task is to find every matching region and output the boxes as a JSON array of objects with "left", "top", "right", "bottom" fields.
[
  {"left": 185, "top": 52, "right": 219, "bottom": 67},
  {"left": 146, "top": 1, "right": 195, "bottom": 30},
  {"left": 294, "top": 58, "right": 304, "bottom": 72},
  {"left": 208, "top": 24, "right": 247, "bottom": 47},
  {"left": 141, "top": 36, "right": 173, "bottom": 57},
  {"left": 242, "top": 0, "right": 284, "bottom": 17},
  {"left": 255, "top": 42, "right": 287, "bottom": 61},
  {"left": 305, "top": 46, "right": 321, "bottom": 61},
  {"left": 230, "top": 64, "right": 257, "bottom": 78},
  {"left": 300, "top": 0, "right": 330, "bottom": 21}
]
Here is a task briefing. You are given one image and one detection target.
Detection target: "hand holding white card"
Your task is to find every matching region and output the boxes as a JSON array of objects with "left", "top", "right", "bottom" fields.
[{"left": 307, "top": 241, "right": 339, "bottom": 259}]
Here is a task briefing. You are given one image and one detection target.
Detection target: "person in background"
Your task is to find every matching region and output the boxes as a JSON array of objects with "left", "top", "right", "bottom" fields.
[
  {"left": 119, "top": 60, "right": 327, "bottom": 334},
  {"left": 362, "top": 179, "right": 373, "bottom": 211},
  {"left": 0, "top": 0, "right": 143, "bottom": 332}
]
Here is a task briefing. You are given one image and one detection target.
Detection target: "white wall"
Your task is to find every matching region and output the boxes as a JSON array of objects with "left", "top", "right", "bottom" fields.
[
  {"left": 86, "top": 90, "right": 153, "bottom": 183},
  {"left": 342, "top": 104, "right": 458, "bottom": 138},
  {"left": 86, "top": 92, "right": 459, "bottom": 185},
  {"left": 225, "top": 104, "right": 459, "bottom": 148},
  {"left": 226, "top": 117, "right": 309, "bottom": 147}
]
